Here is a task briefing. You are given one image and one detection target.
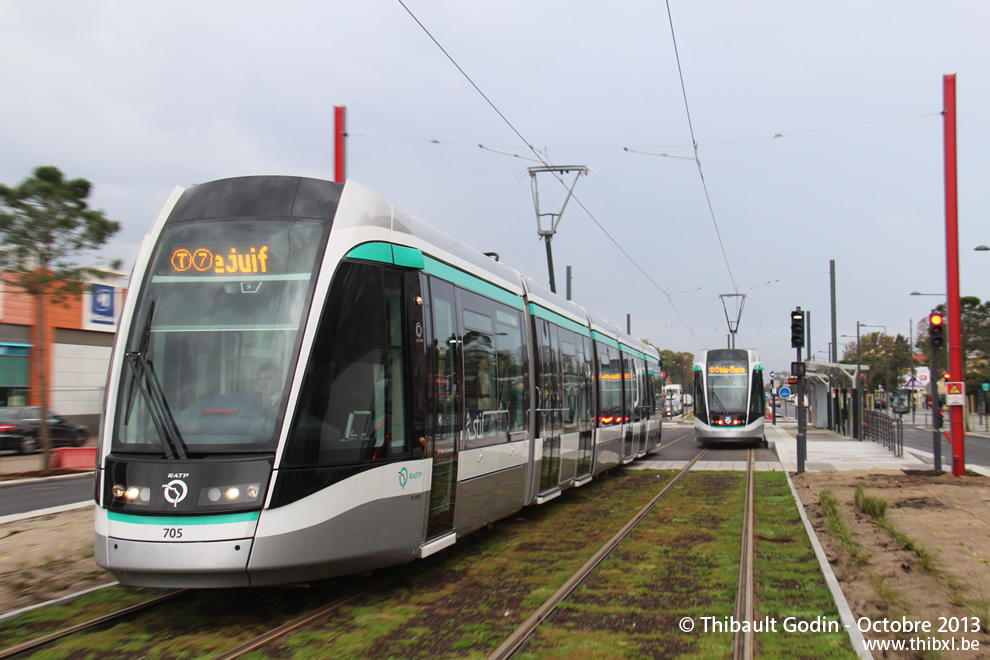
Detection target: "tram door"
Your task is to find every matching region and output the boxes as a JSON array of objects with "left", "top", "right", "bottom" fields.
[
  {"left": 537, "top": 320, "right": 562, "bottom": 493},
  {"left": 426, "top": 278, "right": 459, "bottom": 540}
]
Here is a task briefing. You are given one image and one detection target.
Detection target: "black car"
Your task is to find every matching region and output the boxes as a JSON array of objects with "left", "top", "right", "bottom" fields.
[{"left": 0, "top": 407, "right": 89, "bottom": 455}]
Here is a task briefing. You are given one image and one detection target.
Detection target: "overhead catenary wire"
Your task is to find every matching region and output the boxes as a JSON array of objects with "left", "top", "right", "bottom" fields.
[
  {"left": 345, "top": 109, "right": 942, "bottom": 155},
  {"left": 664, "top": 0, "right": 738, "bottom": 295},
  {"left": 396, "top": 0, "right": 709, "bottom": 347}
]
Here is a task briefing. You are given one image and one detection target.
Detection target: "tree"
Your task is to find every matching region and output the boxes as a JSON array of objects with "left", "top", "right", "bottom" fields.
[
  {"left": 0, "top": 166, "right": 120, "bottom": 471},
  {"left": 915, "top": 298, "right": 990, "bottom": 393},
  {"left": 646, "top": 345, "right": 694, "bottom": 391},
  {"left": 840, "top": 331, "right": 912, "bottom": 394}
]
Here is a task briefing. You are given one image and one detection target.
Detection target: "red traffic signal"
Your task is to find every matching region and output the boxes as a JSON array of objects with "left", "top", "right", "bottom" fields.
[
  {"left": 929, "top": 311, "right": 945, "bottom": 350},
  {"left": 943, "top": 372, "right": 951, "bottom": 381}
]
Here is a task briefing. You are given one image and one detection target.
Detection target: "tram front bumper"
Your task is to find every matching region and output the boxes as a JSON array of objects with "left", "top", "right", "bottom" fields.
[{"left": 96, "top": 533, "right": 253, "bottom": 588}]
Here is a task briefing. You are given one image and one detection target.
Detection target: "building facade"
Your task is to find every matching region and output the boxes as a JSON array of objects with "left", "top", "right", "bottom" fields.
[{"left": 0, "top": 269, "right": 127, "bottom": 432}]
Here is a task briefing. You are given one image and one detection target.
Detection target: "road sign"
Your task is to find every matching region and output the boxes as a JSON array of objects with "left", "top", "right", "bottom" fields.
[
  {"left": 778, "top": 386, "right": 792, "bottom": 399},
  {"left": 946, "top": 381, "right": 965, "bottom": 406}
]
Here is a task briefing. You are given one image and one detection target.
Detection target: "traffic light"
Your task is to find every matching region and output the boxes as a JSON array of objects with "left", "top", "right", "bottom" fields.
[
  {"left": 931, "top": 394, "right": 944, "bottom": 428},
  {"left": 790, "top": 308, "right": 805, "bottom": 348},
  {"left": 944, "top": 372, "right": 951, "bottom": 381},
  {"left": 929, "top": 311, "right": 945, "bottom": 350}
]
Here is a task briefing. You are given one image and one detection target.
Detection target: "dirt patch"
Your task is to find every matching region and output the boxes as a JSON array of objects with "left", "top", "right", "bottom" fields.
[
  {"left": 793, "top": 469, "right": 990, "bottom": 655},
  {"left": 0, "top": 506, "right": 111, "bottom": 615}
]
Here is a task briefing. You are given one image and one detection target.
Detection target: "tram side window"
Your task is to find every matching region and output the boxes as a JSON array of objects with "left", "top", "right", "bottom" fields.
[
  {"left": 749, "top": 370, "right": 765, "bottom": 421},
  {"left": 581, "top": 336, "right": 595, "bottom": 427},
  {"left": 284, "top": 262, "right": 406, "bottom": 467},
  {"left": 460, "top": 290, "right": 499, "bottom": 448},
  {"left": 694, "top": 369, "right": 708, "bottom": 421},
  {"left": 494, "top": 305, "right": 527, "bottom": 437},
  {"left": 384, "top": 271, "right": 406, "bottom": 452},
  {"left": 597, "top": 344, "right": 622, "bottom": 424},
  {"left": 560, "top": 332, "right": 579, "bottom": 432}
]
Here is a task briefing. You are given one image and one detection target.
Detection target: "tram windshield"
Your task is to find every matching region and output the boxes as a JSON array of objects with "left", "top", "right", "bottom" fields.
[
  {"left": 113, "top": 219, "right": 327, "bottom": 454},
  {"left": 706, "top": 357, "right": 749, "bottom": 415}
]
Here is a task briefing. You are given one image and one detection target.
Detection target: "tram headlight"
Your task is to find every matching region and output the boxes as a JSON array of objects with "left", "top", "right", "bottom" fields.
[
  {"left": 198, "top": 482, "right": 262, "bottom": 506},
  {"left": 111, "top": 483, "right": 152, "bottom": 506}
]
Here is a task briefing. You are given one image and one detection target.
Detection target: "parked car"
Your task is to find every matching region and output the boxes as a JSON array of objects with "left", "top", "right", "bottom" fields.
[{"left": 0, "top": 407, "right": 89, "bottom": 455}]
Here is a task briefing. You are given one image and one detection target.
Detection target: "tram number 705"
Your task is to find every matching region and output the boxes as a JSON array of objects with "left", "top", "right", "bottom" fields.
[{"left": 163, "top": 527, "right": 184, "bottom": 539}]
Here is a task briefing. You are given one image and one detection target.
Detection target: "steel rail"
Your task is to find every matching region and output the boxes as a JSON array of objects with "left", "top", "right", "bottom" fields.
[
  {"left": 0, "top": 590, "right": 186, "bottom": 659},
  {"left": 214, "top": 562, "right": 426, "bottom": 659},
  {"left": 732, "top": 449, "right": 756, "bottom": 660},
  {"left": 488, "top": 448, "right": 709, "bottom": 660}
]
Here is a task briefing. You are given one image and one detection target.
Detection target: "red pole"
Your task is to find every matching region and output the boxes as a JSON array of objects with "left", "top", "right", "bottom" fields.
[
  {"left": 943, "top": 73, "right": 965, "bottom": 476},
  {"left": 334, "top": 105, "right": 346, "bottom": 183}
]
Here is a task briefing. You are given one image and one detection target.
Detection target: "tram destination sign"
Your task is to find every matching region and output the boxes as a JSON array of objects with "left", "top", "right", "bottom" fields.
[{"left": 170, "top": 245, "right": 270, "bottom": 274}]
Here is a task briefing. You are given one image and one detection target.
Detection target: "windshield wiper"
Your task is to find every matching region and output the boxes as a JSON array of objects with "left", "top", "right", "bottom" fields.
[
  {"left": 708, "top": 387, "right": 728, "bottom": 417},
  {"left": 125, "top": 352, "right": 188, "bottom": 460},
  {"left": 123, "top": 299, "right": 188, "bottom": 460}
]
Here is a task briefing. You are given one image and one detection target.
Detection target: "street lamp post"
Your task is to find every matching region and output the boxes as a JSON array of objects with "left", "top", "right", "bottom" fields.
[{"left": 842, "top": 322, "right": 886, "bottom": 441}]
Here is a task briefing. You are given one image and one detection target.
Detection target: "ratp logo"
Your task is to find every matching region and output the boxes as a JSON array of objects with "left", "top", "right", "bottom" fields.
[
  {"left": 397, "top": 467, "right": 422, "bottom": 490},
  {"left": 162, "top": 479, "right": 188, "bottom": 507}
]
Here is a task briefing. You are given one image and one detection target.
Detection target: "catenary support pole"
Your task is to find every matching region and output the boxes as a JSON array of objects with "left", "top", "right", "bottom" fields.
[
  {"left": 944, "top": 73, "right": 965, "bottom": 476},
  {"left": 334, "top": 105, "right": 346, "bottom": 183}
]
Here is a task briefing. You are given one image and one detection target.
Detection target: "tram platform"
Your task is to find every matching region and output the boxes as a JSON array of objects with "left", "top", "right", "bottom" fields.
[{"left": 768, "top": 423, "right": 990, "bottom": 476}]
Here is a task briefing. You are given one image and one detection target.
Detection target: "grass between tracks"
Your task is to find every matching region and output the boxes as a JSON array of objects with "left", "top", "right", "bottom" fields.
[
  {"left": 0, "top": 585, "right": 168, "bottom": 649},
  {"left": 0, "top": 471, "right": 861, "bottom": 658},
  {"left": 753, "top": 473, "right": 857, "bottom": 658},
  {"left": 516, "top": 471, "right": 745, "bottom": 658},
  {"left": 272, "top": 470, "right": 676, "bottom": 659}
]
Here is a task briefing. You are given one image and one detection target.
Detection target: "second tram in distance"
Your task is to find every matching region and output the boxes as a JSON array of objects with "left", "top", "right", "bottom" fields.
[{"left": 693, "top": 348, "right": 767, "bottom": 445}]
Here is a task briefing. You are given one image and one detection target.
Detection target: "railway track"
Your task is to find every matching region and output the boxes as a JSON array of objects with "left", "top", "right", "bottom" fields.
[
  {"left": 213, "top": 561, "right": 428, "bottom": 659},
  {"left": 734, "top": 448, "right": 756, "bottom": 660},
  {"left": 488, "top": 446, "right": 760, "bottom": 659},
  {"left": 0, "top": 591, "right": 185, "bottom": 659},
  {"left": 2, "top": 435, "right": 773, "bottom": 658}
]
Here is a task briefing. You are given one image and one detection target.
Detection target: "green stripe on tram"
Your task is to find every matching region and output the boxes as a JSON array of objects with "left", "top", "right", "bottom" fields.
[
  {"left": 422, "top": 256, "right": 525, "bottom": 310},
  {"left": 109, "top": 511, "right": 260, "bottom": 526},
  {"left": 345, "top": 243, "right": 524, "bottom": 310},
  {"left": 619, "top": 343, "right": 646, "bottom": 360},
  {"left": 345, "top": 242, "right": 426, "bottom": 270},
  {"left": 529, "top": 304, "right": 591, "bottom": 337},
  {"left": 592, "top": 331, "right": 620, "bottom": 350},
  {"left": 345, "top": 242, "right": 396, "bottom": 264}
]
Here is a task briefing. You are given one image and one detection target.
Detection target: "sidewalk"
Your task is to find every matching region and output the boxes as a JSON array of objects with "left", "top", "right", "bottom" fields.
[
  {"left": 767, "top": 423, "right": 990, "bottom": 476},
  {"left": 0, "top": 443, "right": 97, "bottom": 478}
]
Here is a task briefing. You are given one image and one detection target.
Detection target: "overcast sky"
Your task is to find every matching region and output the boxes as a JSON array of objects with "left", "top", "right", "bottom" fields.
[{"left": 2, "top": 1, "right": 988, "bottom": 375}]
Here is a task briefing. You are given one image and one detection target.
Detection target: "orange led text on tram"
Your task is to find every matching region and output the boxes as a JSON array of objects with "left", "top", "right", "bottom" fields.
[
  {"left": 708, "top": 365, "right": 746, "bottom": 374},
  {"left": 170, "top": 246, "right": 269, "bottom": 274}
]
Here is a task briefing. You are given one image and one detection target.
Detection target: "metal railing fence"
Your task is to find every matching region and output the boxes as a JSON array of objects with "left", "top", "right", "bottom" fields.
[{"left": 864, "top": 410, "right": 903, "bottom": 457}]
